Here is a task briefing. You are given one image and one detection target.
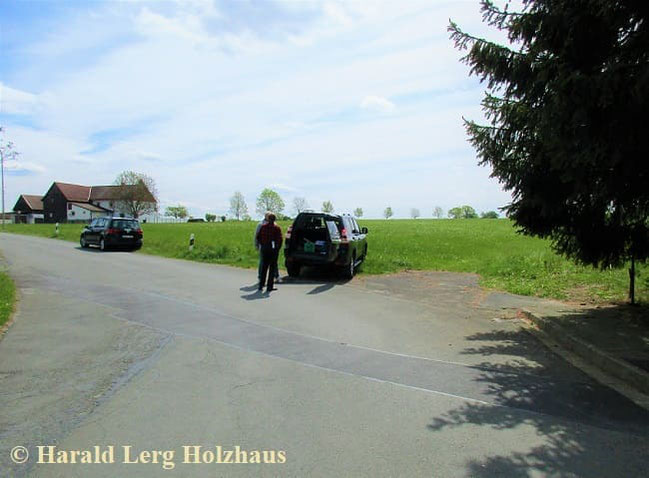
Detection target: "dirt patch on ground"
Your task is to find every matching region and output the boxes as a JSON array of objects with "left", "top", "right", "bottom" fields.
[
  {"left": 560, "top": 283, "right": 625, "bottom": 307},
  {"left": 352, "top": 270, "right": 569, "bottom": 320}
]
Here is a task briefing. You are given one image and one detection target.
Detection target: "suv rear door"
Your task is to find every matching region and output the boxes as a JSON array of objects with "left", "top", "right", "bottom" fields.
[{"left": 288, "top": 213, "right": 340, "bottom": 263}]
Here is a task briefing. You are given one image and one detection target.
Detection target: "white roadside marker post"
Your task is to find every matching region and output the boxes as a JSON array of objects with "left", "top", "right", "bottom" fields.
[
  {"left": 189, "top": 233, "right": 195, "bottom": 252},
  {"left": 55, "top": 222, "right": 59, "bottom": 236}
]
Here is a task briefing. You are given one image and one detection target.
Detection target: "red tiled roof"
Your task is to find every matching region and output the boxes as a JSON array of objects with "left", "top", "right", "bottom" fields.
[
  {"left": 54, "top": 182, "right": 91, "bottom": 202},
  {"left": 89, "top": 186, "right": 119, "bottom": 200},
  {"left": 48, "top": 181, "right": 156, "bottom": 204},
  {"left": 90, "top": 184, "right": 155, "bottom": 202},
  {"left": 21, "top": 195, "right": 44, "bottom": 211}
]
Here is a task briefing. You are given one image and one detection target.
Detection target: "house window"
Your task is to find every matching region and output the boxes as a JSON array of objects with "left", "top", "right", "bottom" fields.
[
  {"left": 68, "top": 203, "right": 72, "bottom": 210},
  {"left": 71, "top": 211, "right": 75, "bottom": 216}
]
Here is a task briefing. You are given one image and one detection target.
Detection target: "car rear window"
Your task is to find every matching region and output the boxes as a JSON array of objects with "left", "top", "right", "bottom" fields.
[
  {"left": 303, "top": 216, "right": 325, "bottom": 229},
  {"left": 295, "top": 214, "right": 343, "bottom": 233},
  {"left": 111, "top": 219, "right": 140, "bottom": 229},
  {"left": 326, "top": 221, "right": 340, "bottom": 240}
]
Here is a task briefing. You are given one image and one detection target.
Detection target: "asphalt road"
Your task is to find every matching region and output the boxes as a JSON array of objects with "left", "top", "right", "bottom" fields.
[{"left": 1, "top": 233, "right": 647, "bottom": 477}]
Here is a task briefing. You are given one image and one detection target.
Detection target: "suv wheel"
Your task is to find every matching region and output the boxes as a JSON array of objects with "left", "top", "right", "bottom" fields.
[
  {"left": 286, "top": 263, "right": 301, "bottom": 278},
  {"left": 344, "top": 253, "right": 356, "bottom": 279},
  {"left": 80, "top": 236, "right": 88, "bottom": 248},
  {"left": 100, "top": 237, "right": 106, "bottom": 251}
]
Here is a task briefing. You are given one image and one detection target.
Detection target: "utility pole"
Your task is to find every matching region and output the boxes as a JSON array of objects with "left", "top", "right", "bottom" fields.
[
  {"left": 1, "top": 146, "right": 4, "bottom": 230},
  {"left": 0, "top": 127, "right": 20, "bottom": 230}
]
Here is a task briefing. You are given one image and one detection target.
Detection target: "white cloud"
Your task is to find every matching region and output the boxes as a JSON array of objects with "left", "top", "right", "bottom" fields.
[
  {"left": 134, "top": 151, "right": 163, "bottom": 162},
  {"left": 0, "top": 84, "right": 40, "bottom": 116},
  {"left": 134, "top": 6, "right": 216, "bottom": 48},
  {"left": 322, "top": 2, "right": 354, "bottom": 27},
  {"left": 4, "top": 160, "right": 46, "bottom": 174},
  {"left": 360, "top": 95, "right": 396, "bottom": 114},
  {"left": 269, "top": 183, "right": 299, "bottom": 193}
]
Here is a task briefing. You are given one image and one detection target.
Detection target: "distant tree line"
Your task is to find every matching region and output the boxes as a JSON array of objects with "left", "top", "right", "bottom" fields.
[
  {"left": 447, "top": 205, "right": 499, "bottom": 219},
  {"left": 166, "top": 189, "right": 500, "bottom": 222}
]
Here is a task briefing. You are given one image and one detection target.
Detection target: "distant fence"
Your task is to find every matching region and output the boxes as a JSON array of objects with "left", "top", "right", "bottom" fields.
[{"left": 146, "top": 215, "right": 189, "bottom": 224}]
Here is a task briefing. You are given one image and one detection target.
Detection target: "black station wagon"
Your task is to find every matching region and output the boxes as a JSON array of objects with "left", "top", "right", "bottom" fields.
[{"left": 80, "top": 217, "right": 143, "bottom": 251}]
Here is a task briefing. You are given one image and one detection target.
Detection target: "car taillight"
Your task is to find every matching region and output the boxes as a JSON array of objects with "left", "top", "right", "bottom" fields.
[
  {"left": 136, "top": 229, "right": 143, "bottom": 235},
  {"left": 286, "top": 225, "right": 292, "bottom": 239},
  {"left": 341, "top": 228, "right": 348, "bottom": 241},
  {"left": 106, "top": 228, "right": 119, "bottom": 235}
]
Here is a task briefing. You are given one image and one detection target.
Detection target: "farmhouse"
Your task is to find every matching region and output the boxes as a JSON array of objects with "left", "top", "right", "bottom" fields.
[
  {"left": 12, "top": 195, "right": 45, "bottom": 224},
  {"left": 30, "top": 181, "right": 156, "bottom": 223}
]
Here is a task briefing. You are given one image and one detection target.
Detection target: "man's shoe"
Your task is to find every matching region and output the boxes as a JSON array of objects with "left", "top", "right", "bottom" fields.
[{"left": 266, "top": 287, "right": 278, "bottom": 292}]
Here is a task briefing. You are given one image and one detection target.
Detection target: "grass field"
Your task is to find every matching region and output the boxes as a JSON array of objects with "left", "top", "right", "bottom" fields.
[
  {"left": 3, "top": 219, "right": 647, "bottom": 304},
  {"left": 0, "top": 269, "right": 16, "bottom": 329}
]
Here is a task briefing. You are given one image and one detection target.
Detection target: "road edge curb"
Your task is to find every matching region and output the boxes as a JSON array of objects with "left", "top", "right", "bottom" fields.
[{"left": 519, "top": 308, "right": 649, "bottom": 395}]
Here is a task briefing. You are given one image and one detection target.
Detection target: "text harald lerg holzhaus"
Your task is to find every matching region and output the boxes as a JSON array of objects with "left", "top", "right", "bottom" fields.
[{"left": 36, "top": 445, "right": 287, "bottom": 469}]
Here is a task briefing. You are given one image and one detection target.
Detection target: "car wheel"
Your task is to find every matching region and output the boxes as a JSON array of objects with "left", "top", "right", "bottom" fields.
[
  {"left": 286, "top": 263, "right": 301, "bottom": 277},
  {"left": 343, "top": 253, "right": 356, "bottom": 279},
  {"left": 100, "top": 237, "right": 106, "bottom": 251},
  {"left": 80, "top": 236, "right": 88, "bottom": 248}
]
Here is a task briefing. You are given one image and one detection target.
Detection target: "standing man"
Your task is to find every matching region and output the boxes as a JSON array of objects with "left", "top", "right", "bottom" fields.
[
  {"left": 256, "top": 213, "right": 283, "bottom": 293},
  {"left": 254, "top": 212, "right": 270, "bottom": 284},
  {"left": 255, "top": 211, "right": 279, "bottom": 284}
]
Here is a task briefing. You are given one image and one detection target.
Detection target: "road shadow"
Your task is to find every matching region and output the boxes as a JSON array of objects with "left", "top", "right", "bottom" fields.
[
  {"left": 240, "top": 266, "right": 351, "bottom": 298},
  {"left": 306, "top": 283, "right": 335, "bottom": 295},
  {"left": 279, "top": 266, "right": 351, "bottom": 295},
  {"left": 240, "top": 289, "right": 269, "bottom": 301},
  {"left": 74, "top": 246, "right": 137, "bottom": 253},
  {"left": 538, "top": 304, "right": 649, "bottom": 372},
  {"left": 427, "top": 315, "right": 649, "bottom": 477},
  {"left": 240, "top": 284, "right": 260, "bottom": 292}
]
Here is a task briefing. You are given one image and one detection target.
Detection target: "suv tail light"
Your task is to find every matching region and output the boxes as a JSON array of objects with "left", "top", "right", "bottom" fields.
[
  {"left": 340, "top": 228, "right": 348, "bottom": 242},
  {"left": 106, "top": 228, "right": 119, "bottom": 235},
  {"left": 286, "top": 225, "right": 293, "bottom": 239},
  {"left": 136, "top": 229, "right": 143, "bottom": 235}
]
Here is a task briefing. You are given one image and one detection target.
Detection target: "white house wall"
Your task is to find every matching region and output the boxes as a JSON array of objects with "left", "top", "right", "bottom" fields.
[
  {"left": 94, "top": 200, "right": 114, "bottom": 210},
  {"left": 67, "top": 204, "right": 109, "bottom": 221},
  {"left": 89, "top": 199, "right": 157, "bottom": 218},
  {"left": 14, "top": 213, "right": 44, "bottom": 224},
  {"left": 28, "top": 213, "right": 44, "bottom": 224}
]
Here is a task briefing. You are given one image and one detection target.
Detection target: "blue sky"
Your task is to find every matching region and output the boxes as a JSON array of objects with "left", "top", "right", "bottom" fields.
[{"left": 1, "top": 0, "right": 515, "bottom": 218}]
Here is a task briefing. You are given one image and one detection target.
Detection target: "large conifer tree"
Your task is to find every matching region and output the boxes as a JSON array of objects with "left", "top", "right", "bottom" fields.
[{"left": 450, "top": 0, "right": 649, "bottom": 302}]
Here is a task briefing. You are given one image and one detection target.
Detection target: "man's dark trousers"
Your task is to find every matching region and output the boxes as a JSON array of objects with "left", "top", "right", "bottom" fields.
[{"left": 259, "top": 245, "right": 279, "bottom": 291}]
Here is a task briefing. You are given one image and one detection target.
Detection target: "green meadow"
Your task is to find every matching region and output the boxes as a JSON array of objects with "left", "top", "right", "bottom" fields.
[
  {"left": 0, "top": 269, "right": 16, "bottom": 328},
  {"left": 3, "top": 219, "right": 647, "bottom": 304}
]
